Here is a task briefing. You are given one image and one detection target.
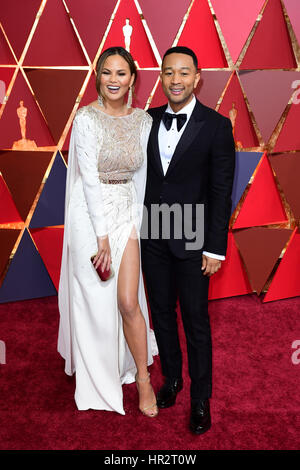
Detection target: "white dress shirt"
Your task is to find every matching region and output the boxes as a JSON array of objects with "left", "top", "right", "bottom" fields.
[{"left": 158, "top": 95, "right": 225, "bottom": 261}]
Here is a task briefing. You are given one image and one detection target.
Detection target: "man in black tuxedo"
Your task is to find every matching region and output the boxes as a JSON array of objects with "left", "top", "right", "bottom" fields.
[{"left": 141, "top": 46, "right": 235, "bottom": 434}]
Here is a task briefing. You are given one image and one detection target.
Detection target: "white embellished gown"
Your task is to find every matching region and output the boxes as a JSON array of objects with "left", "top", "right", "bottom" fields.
[{"left": 57, "top": 104, "right": 157, "bottom": 414}]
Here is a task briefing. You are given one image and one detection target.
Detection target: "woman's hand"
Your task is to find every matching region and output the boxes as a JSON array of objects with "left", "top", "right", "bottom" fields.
[{"left": 93, "top": 235, "right": 111, "bottom": 272}]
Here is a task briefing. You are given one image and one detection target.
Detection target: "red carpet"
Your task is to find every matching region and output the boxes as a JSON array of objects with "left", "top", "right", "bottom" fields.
[{"left": 0, "top": 293, "right": 299, "bottom": 450}]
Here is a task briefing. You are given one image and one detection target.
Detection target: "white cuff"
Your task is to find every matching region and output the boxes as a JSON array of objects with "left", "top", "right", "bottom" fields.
[{"left": 203, "top": 251, "right": 225, "bottom": 261}]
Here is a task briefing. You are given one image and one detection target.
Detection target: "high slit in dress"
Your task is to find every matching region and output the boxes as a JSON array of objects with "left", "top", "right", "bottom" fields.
[{"left": 58, "top": 104, "right": 157, "bottom": 414}]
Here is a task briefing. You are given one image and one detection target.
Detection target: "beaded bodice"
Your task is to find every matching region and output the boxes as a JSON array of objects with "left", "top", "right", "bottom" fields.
[{"left": 87, "top": 105, "right": 150, "bottom": 182}]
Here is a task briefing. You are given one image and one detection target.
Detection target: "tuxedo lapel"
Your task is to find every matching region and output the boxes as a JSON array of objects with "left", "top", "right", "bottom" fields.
[
  {"left": 165, "top": 100, "right": 205, "bottom": 178},
  {"left": 149, "top": 106, "right": 166, "bottom": 177}
]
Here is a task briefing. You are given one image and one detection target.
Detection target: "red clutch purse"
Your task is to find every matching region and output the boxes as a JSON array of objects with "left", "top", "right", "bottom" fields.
[{"left": 91, "top": 255, "right": 114, "bottom": 281}]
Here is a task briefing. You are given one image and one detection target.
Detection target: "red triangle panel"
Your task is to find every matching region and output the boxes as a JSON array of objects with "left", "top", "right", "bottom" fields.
[
  {"left": 178, "top": 0, "right": 228, "bottom": 68},
  {"left": 77, "top": 70, "right": 98, "bottom": 109},
  {"left": 0, "top": 151, "right": 53, "bottom": 221},
  {"left": 66, "top": 0, "right": 117, "bottom": 61},
  {"left": 133, "top": 71, "right": 159, "bottom": 109},
  {"left": 0, "top": 28, "right": 16, "bottom": 65},
  {"left": 0, "top": 174, "right": 22, "bottom": 223},
  {"left": 0, "top": 71, "right": 55, "bottom": 149},
  {"left": 0, "top": 68, "right": 16, "bottom": 109},
  {"left": 25, "top": 69, "right": 88, "bottom": 145},
  {"left": 284, "top": 0, "right": 300, "bottom": 49},
  {"left": 239, "top": 71, "right": 300, "bottom": 144},
  {"left": 240, "top": 0, "right": 296, "bottom": 69},
  {"left": 149, "top": 79, "right": 167, "bottom": 109},
  {"left": 263, "top": 228, "right": 300, "bottom": 302},
  {"left": 23, "top": 0, "right": 88, "bottom": 66},
  {"left": 273, "top": 99, "right": 300, "bottom": 152},
  {"left": 233, "top": 153, "right": 288, "bottom": 229},
  {"left": 0, "top": 0, "right": 41, "bottom": 60},
  {"left": 210, "top": 0, "right": 265, "bottom": 63},
  {"left": 269, "top": 152, "right": 300, "bottom": 219},
  {"left": 208, "top": 232, "right": 253, "bottom": 300},
  {"left": 31, "top": 227, "right": 64, "bottom": 291},
  {"left": 138, "top": 0, "right": 191, "bottom": 58},
  {"left": 0, "top": 229, "right": 21, "bottom": 285},
  {"left": 218, "top": 73, "right": 259, "bottom": 149},
  {"left": 233, "top": 227, "right": 292, "bottom": 294},
  {"left": 102, "top": 0, "right": 159, "bottom": 68},
  {"left": 196, "top": 71, "right": 231, "bottom": 110}
]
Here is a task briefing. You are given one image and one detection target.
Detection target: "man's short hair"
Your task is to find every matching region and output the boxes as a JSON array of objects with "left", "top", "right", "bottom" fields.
[{"left": 162, "top": 46, "right": 199, "bottom": 70}]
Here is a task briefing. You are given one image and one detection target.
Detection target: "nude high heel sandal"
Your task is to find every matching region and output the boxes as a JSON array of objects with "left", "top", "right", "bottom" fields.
[{"left": 135, "top": 372, "right": 159, "bottom": 418}]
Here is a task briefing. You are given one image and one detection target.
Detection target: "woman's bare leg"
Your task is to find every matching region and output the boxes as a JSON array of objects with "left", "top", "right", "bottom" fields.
[{"left": 117, "top": 226, "right": 157, "bottom": 416}]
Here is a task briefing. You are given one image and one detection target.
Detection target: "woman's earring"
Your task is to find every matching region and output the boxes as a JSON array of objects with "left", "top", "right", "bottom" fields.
[
  {"left": 97, "top": 94, "right": 104, "bottom": 107},
  {"left": 127, "top": 86, "right": 132, "bottom": 108}
]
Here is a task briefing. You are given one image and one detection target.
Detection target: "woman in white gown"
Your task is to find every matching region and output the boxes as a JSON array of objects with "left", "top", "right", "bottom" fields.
[{"left": 57, "top": 47, "right": 158, "bottom": 416}]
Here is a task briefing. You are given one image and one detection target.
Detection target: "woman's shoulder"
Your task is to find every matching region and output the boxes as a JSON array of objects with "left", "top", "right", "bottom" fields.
[
  {"left": 73, "top": 102, "right": 101, "bottom": 128},
  {"left": 133, "top": 107, "right": 153, "bottom": 126},
  {"left": 75, "top": 102, "right": 97, "bottom": 117}
]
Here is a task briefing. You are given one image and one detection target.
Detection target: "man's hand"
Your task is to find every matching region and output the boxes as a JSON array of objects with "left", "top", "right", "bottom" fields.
[{"left": 201, "top": 254, "right": 221, "bottom": 276}]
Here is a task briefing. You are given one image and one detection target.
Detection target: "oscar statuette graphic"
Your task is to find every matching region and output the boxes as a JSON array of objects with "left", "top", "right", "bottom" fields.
[
  {"left": 12, "top": 100, "right": 37, "bottom": 150},
  {"left": 123, "top": 18, "right": 133, "bottom": 52}
]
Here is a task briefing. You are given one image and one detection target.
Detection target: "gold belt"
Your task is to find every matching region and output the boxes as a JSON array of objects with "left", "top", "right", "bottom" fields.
[{"left": 100, "top": 179, "right": 129, "bottom": 184}]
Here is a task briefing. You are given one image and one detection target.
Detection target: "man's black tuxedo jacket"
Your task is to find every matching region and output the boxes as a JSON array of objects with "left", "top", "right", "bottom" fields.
[{"left": 142, "top": 99, "right": 236, "bottom": 259}]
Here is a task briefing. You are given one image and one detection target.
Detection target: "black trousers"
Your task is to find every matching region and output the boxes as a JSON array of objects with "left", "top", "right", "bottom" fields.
[{"left": 142, "top": 238, "right": 212, "bottom": 401}]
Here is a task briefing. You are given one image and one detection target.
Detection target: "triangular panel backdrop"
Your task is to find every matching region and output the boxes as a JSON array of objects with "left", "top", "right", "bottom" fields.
[{"left": 0, "top": 0, "right": 299, "bottom": 303}]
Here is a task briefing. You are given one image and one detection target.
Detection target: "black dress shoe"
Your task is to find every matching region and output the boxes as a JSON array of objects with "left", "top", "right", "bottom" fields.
[
  {"left": 190, "top": 399, "right": 211, "bottom": 435},
  {"left": 156, "top": 377, "right": 183, "bottom": 409}
]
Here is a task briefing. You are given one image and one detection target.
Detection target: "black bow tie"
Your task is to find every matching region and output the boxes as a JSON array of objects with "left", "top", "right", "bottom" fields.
[{"left": 162, "top": 112, "right": 187, "bottom": 132}]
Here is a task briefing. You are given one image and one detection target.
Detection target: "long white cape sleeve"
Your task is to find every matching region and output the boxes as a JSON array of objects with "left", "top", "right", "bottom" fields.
[
  {"left": 57, "top": 110, "right": 107, "bottom": 375},
  {"left": 72, "top": 114, "right": 108, "bottom": 237}
]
